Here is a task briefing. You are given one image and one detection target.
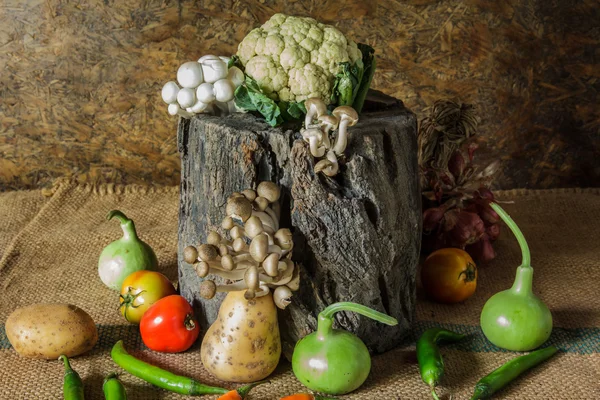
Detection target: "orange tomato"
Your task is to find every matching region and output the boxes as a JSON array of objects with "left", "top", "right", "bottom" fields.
[
  {"left": 421, "top": 248, "right": 477, "bottom": 303},
  {"left": 119, "top": 271, "right": 176, "bottom": 323}
]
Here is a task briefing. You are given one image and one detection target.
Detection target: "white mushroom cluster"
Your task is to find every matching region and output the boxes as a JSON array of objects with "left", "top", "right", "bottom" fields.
[
  {"left": 183, "top": 182, "right": 299, "bottom": 309},
  {"left": 301, "top": 98, "right": 359, "bottom": 176},
  {"left": 161, "top": 55, "right": 245, "bottom": 118}
]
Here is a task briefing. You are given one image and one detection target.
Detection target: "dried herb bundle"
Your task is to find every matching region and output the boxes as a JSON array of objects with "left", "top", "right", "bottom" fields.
[{"left": 419, "top": 100, "right": 500, "bottom": 262}]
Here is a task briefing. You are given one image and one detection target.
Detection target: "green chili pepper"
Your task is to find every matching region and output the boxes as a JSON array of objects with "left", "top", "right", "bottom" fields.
[
  {"left": 110, "top": 340, "right": 261, "bottom": 397},
  {"left": 471, "top": 346, "right": 558, "bottom": 399},
  {"left": 59, "top": 355, "right": 85, "bottom": 400},
  {"left": 416, "top": 328, "right": 466, "bottom": 400},
  {"left": 103, "top": 372, "right": 127, "bottom": 400}
]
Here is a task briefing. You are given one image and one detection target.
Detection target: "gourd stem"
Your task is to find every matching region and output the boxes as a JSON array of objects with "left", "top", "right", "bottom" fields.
[
  {"left": 490, "top": 203, "right": 531, "bottom": 268},
  {"left": 107, "top": 210, "right": 138, "bottom": 240},
  {"left": 317, "top": 302, "right": 398, "bottom": 340}
]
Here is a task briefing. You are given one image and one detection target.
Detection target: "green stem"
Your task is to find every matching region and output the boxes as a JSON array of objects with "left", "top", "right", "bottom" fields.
[
  {"left": 317, "top": 302, "right": 398, "bottom": 340},
  {"left": 431, "top": 387, "right": 441, "bottom": 400},
  {"left": 107, "top": 210, "right": 138, "bottom": 240},
  {"left": 490, "top": 203, "right": 531, "bottom": 268}
]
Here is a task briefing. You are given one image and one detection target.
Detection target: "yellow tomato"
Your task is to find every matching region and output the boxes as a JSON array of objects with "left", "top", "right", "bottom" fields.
[
  {"left": 421, "top": 248, "right": 477, "bottom": 303},
  {"left": 119, "top": 271, "right": 176, "bottom": 323}
]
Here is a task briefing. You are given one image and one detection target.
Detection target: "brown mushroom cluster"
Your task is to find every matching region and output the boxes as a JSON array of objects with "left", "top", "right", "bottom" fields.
[
  {"left": 302, "top": 98, "right": 359, "bottom": 176},
  {"left": 183, "top": 182, "right": 299, "bottom": 309}
]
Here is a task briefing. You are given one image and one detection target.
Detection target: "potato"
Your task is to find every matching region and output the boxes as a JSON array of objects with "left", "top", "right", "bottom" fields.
[
  {"left": 5, "top": 303, "right": 98, "bottom": 359},
  {"left": 201, "top": 291, "right": 281, "bottom": 382}
]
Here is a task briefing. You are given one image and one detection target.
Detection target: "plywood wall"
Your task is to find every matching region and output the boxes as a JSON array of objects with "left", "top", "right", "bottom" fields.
[{"left": 1, "top": 0, "right": 598, "bottom": 190}]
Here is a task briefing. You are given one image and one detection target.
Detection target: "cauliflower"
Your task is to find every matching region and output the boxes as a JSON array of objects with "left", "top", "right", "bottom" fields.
[{"left": 237, "top": 14, "right": 363, "bottom": 105}]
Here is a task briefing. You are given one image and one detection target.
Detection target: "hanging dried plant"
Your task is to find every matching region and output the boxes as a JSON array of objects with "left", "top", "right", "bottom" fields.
[{"left": 418, "top": 100, "right": 500, "bottom": 263}]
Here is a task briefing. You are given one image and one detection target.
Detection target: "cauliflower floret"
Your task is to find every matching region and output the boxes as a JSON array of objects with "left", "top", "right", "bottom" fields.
[
  {"left": 288, "top": 64, "right": 331, "bottom": 103},
  {"left": 237, "top": 13, "right": 363, "bottom": 104},
  {"left": 244, "top": 56, "right": 288, "bottom": 100}
]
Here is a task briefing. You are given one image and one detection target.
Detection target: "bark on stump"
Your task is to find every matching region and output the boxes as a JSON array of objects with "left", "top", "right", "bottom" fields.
[{"left": 177, "top": 91, "right": 421, "bottom": 358}]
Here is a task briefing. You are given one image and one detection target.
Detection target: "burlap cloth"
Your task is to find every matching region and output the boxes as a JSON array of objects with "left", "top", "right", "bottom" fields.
[{"left": 1, "top": 180, "right": 598, "bottom": 399}]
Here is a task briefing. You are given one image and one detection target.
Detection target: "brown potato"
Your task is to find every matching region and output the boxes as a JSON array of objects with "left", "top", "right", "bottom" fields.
[
  {"left": 201, "top": 291, "right": 281, "bottom": 382},
  {"left": 5, "top": 303, "right": 98, "bottom": 359}
]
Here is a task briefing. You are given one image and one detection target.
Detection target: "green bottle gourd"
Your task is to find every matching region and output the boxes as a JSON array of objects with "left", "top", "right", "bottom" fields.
[
  {"left": 291, "top": 302, "right": 398, "bottom": 395},
  {"left": 480, "top": 203, "right": 553, "bottom": 351},
  {"left": 98, "top": 210, "right": 158, "bottom": 291}
]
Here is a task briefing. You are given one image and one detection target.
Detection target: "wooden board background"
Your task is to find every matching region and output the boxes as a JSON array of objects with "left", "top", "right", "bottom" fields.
[{"left": 1, "top": 0, "right": 598, "bottom": 191}]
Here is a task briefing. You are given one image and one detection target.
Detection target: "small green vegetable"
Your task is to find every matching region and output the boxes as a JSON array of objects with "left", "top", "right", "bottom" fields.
[
  {"left": 480, "top": 203, "right": 553, "bottom": 351},
  {"left": 416, "top": 328, "right": 466, "bottom": 400},
  {"left": 292, "top": 302, "right": 397, "bottom": 395},
  {"left": 59, "top": 355, "right": 85, "bottom": 400},
  {"left": 103, "top": 373, "right": 127, "bottom": 400},
  {"left": 98, "top": 210, "right": 158, "bottom": 291},
  {"left": 470, "top": 346, "right": 558, "bottom": 399},
  {"left": 110, "top": 340, "right": 260, "bottom": 397}
]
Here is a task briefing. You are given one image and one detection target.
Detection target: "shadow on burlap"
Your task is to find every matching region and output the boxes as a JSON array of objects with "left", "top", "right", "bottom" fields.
[{"left": 0, "top": 180, "right": 598, "bottom": 399}]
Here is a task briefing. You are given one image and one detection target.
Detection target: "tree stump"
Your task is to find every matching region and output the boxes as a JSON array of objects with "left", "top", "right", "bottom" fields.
[{"left": 177, "top": 90, "right": 421, "bottom": 358}]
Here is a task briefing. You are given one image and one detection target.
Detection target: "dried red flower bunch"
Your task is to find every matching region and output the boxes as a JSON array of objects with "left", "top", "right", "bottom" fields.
[{"left": 418, "top": 100, "right": 500, "bottom": 262}]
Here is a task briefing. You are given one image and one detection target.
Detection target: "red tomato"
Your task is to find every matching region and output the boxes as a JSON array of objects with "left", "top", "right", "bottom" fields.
[
  {"left": 140, "top": 295, "right": 200, "bottom": 353},
  {"left": 119, "top": 271, "right": 176, "bottom": 324}
]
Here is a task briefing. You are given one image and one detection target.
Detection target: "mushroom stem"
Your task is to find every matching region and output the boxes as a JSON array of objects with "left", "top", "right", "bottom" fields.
[{"left": 168, "top": 103, "right": 194, "bottom": 119}]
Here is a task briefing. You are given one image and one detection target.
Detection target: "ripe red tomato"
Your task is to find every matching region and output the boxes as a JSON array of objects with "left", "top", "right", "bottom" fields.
[
  {"left": 140, "top": 295, "right": 200, "bottom": 353},
  {"left": 119, "top": 271, "right": 176, "bottom": 324}
]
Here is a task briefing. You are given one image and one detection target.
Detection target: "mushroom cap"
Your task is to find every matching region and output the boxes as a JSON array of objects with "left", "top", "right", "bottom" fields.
[
  {"left": 198, "top": 55, "right": 221, "bottom": 63},
  {"left": 221, "top": 254, "right": 235, "bottom": 271},
  {"left": 230, "top": 226, "right": 245, "bottom": 240},
  {"left": 177, "top": 61, "right": 204, "bottom": 89},
  {"left": 244, "top": 216, "right": 264, "bottom": 239},
  {"left": 249, "top": 234, "right": 269, "bottom": 262},
  {"left": 196, "top": 261, "right": 210, "bottom": 278},
  {"left": 213, "top": 78, "right": 235, "bottom": 102},
  {"left": 227, "top": 66, "right": 245, "bottom": 88},
  {"left": 183, "top": 245, "right": 199, "bottom": 264},
  {"left": 305, "top": 98, "right": 327, "bottom": 117},
  {"left": 167, "top": 103, "right": 182, "bottom": 116},
  {"left": 226, "top": 196, "right": 253, "bottom": 222},
  {"left": 332, "top": 106, "right": 359, "bottom": 126},
  {"left": 196, "top": 82, "right": 215, "bottom": 103},
  {"left": 301, "top": 127, "right": 323, "bottom": 142},
  {"left": 274, "top": 228, "right": 293, "bottom": 251},
  {"left": 318, "top": 114, "right": 339, "bottom": 129},
  {"left": 206, "top": 231, "right": 222, "bottom": 246},
  {"left": 262, "top": 253, "right": 281, "bottom": 277},
  {"left": 273, "top": 286, "right": 293, "bottom": 309},
  {"left": 161, "top": 81, "right": 180, "bottom": 104},
  {"left": 244, "top": 266, "right": 259, "bottom": 299},
  {"left": 177, "top": 88, "right": 196, "bottom": 109},
  {"left": 198, "top": 244, "right": 219, "bottom": 261},
  {"left": 218, "top": 244, "right": 229, "bottom": 256},
  {"left": 201, "top": 58, "right": 228, "bottom": 83},
  {"left": 232, "top": 237, "right": 247, "bottom": 252},
  {"left": 253, "top": 196, "right": 269, "bottom": 212},
  {"left": 241, "top": 189, "right": 257, "bottom": 202},
  {"left": 199, "top": 280, "right": 217, "bottom": 299},
  {"left": 256, "top": 182, "right": 281, "bottom": 203},
  {"left": 222, "top": 216, "right": 235, "bottom": 230}
]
